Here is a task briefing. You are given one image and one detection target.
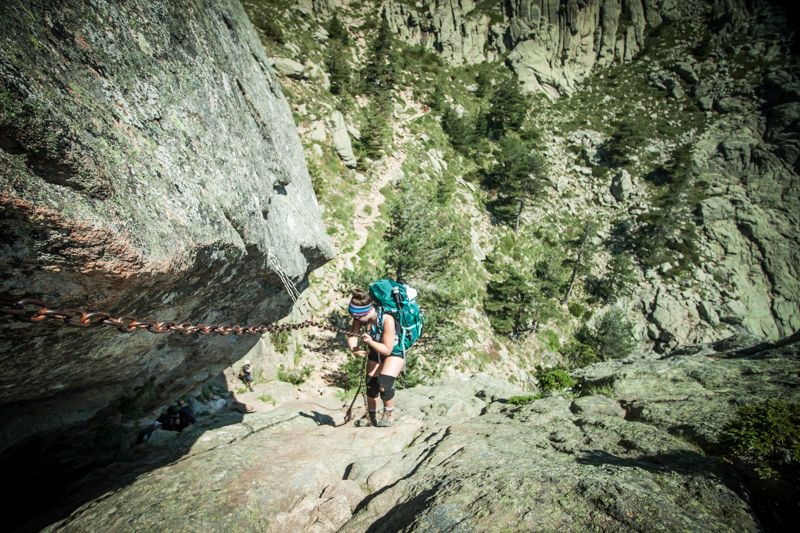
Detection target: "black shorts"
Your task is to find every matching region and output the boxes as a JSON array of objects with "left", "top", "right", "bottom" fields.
[{"left": 368, "top": 350, "right": 405, "bottom": 363}]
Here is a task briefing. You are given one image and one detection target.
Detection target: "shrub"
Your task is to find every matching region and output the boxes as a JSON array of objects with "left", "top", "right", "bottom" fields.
[
  {"left": 577, "top": 307, "right": 637, "bottom": 360},
  {"left": 601, "top": 117, "right": 648, "bottom": 168},
  {"left": 536, "top": 368, "right": 576, "bottom": 394},
  {"left": 271, "top": 330, "right": 290, "bottom": 354},
  {"left": 561, "top": 340, "right": 600, "bottom": 369},
  {"left": 568, "top": 301, "right": 586, "bottom": 318},
  {"left": 580, "top": 383, "right": 615, "bottom": 397},
  {"left": 540, "top": 329, "right": 561, "bottom": 351},
  {"left": 276, "top": 365, "right": 312, "bottom": 385},
  {"left": 719, "top": 399, "right": 800, "bottom": 481},
  {"left": 508, "top": 394, "right": 540, "bottom": 405},
  {"left": 259, "top": 394, "right": 276, "bottom": 406}
]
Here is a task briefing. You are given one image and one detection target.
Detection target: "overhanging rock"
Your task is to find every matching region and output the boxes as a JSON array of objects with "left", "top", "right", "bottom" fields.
[{"left": 0, "top": 0, "right": 333, "bottom": 452}]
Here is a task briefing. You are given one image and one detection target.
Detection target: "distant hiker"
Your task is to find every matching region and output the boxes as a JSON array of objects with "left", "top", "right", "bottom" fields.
[
  {"left": 239, "top": 363, "right": 255, "bottom": 391},
  {"left": 136, "top": 400, "right": 197, "bottom": 444},
  {"left": 347, "top": 288, "right": 403, "bottom": 427}
]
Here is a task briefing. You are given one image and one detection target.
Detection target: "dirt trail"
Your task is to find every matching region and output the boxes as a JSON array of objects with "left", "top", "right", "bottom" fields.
[{"left": 231, "top": 94, "right": 423, "bottom": 410}]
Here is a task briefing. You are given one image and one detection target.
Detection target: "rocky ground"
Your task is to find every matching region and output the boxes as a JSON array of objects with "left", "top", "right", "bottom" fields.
[{"left": 36, "top": 333, "right": 798, "bottom": 532}]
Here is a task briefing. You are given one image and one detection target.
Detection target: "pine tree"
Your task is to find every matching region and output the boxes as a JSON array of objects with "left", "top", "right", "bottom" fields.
[
  {"left": 441, "top": 106, "right": 475, "bottom": 155},
  {"left": 326, "top": 41, "right": 350, "bottom": 95},
  {"left": 487, "top": 74, "right": 527, "bottom": 138},
  {"left": 485, "top": 258, "right": 539, "bottom": 338},
  {"left": 475, "top": 69, "right": 491, "bottom": 98},
  {"left": 327, "top": 11, "right": 349, "bottom": 45},
  {"left": 359, "top": 97, "right": 392, "bottom": 160},
  {"left": 428, "top": 79, "right": 446, "bottom": 112},
  {"left": 361, "top": 15, "right": 396, "bottom": 96},
  {"left": 485, "top": 135, "right": 547, "bottom": 231},
  {"left": 561, "top": 222, "right": 598, "bottom": 305}
]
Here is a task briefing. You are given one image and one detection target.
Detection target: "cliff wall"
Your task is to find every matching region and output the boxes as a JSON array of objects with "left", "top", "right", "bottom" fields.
[{"left": 0, "top": 0, "right": 333, "bottom": 452}]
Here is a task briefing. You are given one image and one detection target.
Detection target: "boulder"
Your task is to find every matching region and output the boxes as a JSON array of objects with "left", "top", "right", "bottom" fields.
[
  {"left": 272, "top": 57, "right": 307, "bottom": 79},
  {"left": 610, "top": 169, "right": 633, "bottom": 201},
  {"left": 329, "top": 111, "right": 357, "bottom": 168}
]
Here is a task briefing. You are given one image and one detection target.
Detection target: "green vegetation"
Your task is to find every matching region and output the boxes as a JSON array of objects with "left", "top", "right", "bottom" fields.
[
  {"left": 487, "top": 74, "right": 528, "bottom": 139},
  {"left": 483, "top": 134, "right": 547, "bottom": 230},
  {"left": 361, "top": 16, "right": 396, "bottom": 96},
  {"left": 576, "top": 307, "right": 637, "bottom": 361},
  {"left": 601, "top": 117, "right": 649, "bottom": 168},
  {"left": 585, "top": 253, "right": 637, "bottom": 304},
  {"left": 579, "top": 382, "right": 615, "bottom": 397},
  {"left": 259, "top": 394, "right": 276, "bottom": 406},
  {"left": 271, "top": 330, "right": 290, "bottom": 353},
  {"left": 326, "top": 41, "right": 350, "bottom": 95},
  {"left": 609, "top": 147, "right": 707, "bottom": 278},
  {"left": 326, "top": 11, "right": 349, "bottom": 45},
  {"left": 508, "top": 394, "right": 540, "bottom": 406},
  {"left": 560, "top": 340, "right": 600, "bottom": 369},
  {"left": 536, "top": 368, "right": 576, "bottom": 395},
  {"left": 485, "top": 233, "right": 570, "bottom": 339},
  {"left": 358, "top": 97, "right": 393, "bottom": 160},
  {"left": 276, "top": 364, "right": 312, "bottom": 385},
  {"left": 539, "top": 329, "right": 561, "bottom": 352},
  {"left": 719, "top": 399, "right": 800, "bottom": 481},
  {"left": 339, "top": 353, "right": 366, "bottom": 391}
]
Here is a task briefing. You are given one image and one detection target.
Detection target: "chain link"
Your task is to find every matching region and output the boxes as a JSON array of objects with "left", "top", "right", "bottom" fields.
[{"left": 0, "top": 299, "right": 357, "bottom": 337}]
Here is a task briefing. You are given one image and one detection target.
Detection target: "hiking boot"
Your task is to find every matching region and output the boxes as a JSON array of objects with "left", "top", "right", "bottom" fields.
[
  {"left": 354, "top": 411, "right": 378, "bottom": 427},
  {"left": 376, "top": 409, "right": 394, "bottom": 427}
]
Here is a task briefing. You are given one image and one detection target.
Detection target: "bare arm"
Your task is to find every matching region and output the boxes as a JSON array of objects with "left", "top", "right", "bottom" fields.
[
  {"left": 348, "top": 320, "right": 365, "bottom": 355},
  {"left": 362, "top": 314, "right": 396, "bottom": 357}
]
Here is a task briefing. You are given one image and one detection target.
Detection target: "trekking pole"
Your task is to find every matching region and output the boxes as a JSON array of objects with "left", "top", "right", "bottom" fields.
[{"left": 343, "top": 355, "right": 367, "bottom": 425}]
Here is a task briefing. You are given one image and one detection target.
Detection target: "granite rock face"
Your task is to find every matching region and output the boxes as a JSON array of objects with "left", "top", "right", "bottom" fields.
[
  {"left": 0, "top": 0, "right": 333, "bottom": 452},
  {"left": 44, "top": 336, "right": 799, "bottom": 532},
  {"left": 384, "top": 0, "right": 678, "bottom": 96}
]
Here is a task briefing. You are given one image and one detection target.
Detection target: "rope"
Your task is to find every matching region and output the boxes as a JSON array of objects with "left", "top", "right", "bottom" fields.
[{"left": 0, "top": 298, "right": 357, "bottom": 337}]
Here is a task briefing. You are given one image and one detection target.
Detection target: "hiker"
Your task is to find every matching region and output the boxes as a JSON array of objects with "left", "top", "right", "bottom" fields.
[
  {"left": 347, "top": 288, "right": 403, "bottom": 427},
  {"left": 238, "top": 363, "right": 255, "bottom": 391},
  {"left": 136, "top": 400, "right": 196, "bottom": 444}
]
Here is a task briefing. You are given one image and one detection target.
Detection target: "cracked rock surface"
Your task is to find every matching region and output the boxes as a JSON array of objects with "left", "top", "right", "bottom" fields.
[{"left": 48, "top": 336, "right": 798, "bottom": 532}]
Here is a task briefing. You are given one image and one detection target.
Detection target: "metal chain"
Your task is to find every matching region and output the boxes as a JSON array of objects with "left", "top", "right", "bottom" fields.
[
  {"left": 343, "top": 353, "right": 369, "bottom": 425},
  {"left": 0, "top": 298, "right": 357, "bottom": 337}
]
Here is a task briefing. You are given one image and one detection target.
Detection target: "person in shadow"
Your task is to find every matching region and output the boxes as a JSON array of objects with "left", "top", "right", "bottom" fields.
[{"left": 136, "top": 400, "right": 196, "bottom": 444}]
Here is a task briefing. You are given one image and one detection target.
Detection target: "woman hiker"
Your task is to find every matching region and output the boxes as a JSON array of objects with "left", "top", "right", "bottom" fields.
[{"left": 347, "top": 288, "right": 403, "bottom": 427}]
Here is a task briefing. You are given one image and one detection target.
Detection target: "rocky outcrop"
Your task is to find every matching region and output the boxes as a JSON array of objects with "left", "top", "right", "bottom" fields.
[
  {"left": 329, "top": 110, "right": 358, "bottom": 167},
  {"left": 635, "top": 1, "right": 800, "bottom": 344},
  {"left": 383, "top": 0, "right": 682, "bottom": 96},
  {"left": 384, "top": 0, "right": 496, "bottom": 66},
  {"left": 41, "top": 335, "right": 799, "bottom": 531},
  {"left": 0, "top": 0, "right": 332, "bottom": 453}
]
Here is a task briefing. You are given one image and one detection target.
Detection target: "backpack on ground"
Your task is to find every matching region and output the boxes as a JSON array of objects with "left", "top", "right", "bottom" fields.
[{"left": 368, "top": 279, "right": 423, "bottom": 357}]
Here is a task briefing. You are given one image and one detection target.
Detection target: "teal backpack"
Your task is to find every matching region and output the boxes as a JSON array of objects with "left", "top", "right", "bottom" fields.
[{"left": 368, "top": 279, "right": 424, "bottom": 357}]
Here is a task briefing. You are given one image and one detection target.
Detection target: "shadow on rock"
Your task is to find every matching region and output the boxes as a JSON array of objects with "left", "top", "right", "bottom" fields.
[
  {"left": 577, "top": 448, "right": 730, "bottom": 476},
  {"left": 4, "top": 371, "right": 245, "bottom": 533},
  {"left": 299, "top": 410, "right": 336, "bottom": 426}
]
